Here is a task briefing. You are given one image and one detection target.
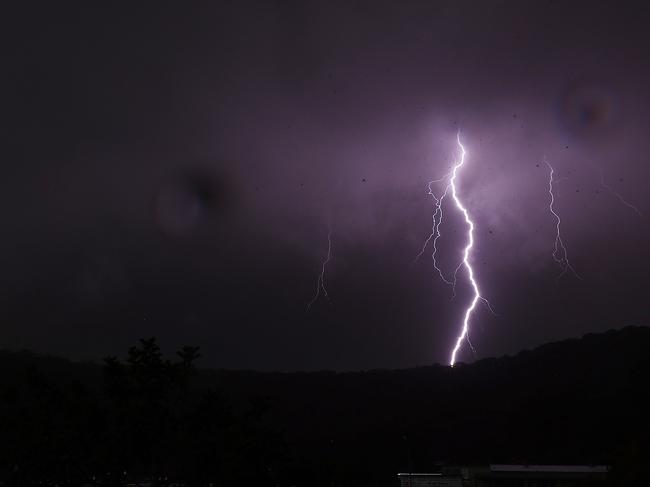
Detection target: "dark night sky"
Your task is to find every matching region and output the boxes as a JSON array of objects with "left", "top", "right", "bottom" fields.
[{"left": 2, "top": 1, "right": 649, "bottom": 370}]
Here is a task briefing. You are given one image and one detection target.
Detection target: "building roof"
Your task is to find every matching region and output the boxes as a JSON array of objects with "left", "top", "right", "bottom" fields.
[
  {"left": 490, "top": 465, "right": 609, "bottom": 474},
  {"left": 397, "top": 473, "right": 442, "bottom": 476}
]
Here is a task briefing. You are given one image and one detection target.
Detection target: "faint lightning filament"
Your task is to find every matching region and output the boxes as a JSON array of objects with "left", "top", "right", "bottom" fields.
[
  {"left": 307, "top": 226, "right": 332, "bottom": 309},
  {"left": 599, "top": 169, "right": 643, "bottom": 217},
  {"left": 545, "top": 159, "right": 580, "bottom": 280}
]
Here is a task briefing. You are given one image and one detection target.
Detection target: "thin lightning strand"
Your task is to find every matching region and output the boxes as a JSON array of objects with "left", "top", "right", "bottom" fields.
[
  {"left": 544, "top": 159, "right": 581, "bottom": 280},
  {"left": 449, "top": 133, "right": 484, "bottom": 367},
  {"left": 465, "top": 331, "right": 478, "bottom": 358},
  {"left": 413, "top": 173, "right": 450, "bottom": 264},
  {"left": 431, "top": 186, "right": 454, "bottom": 286},
  {"left": 413, "top": 182, "right": 454, "bottom": 286},
  {"left": 412, "top": 182, "right": 438, "bottom": 264},
  {"left": 599, "top": 169, "right": 643, "bottom": 217},
  {"left": 307, "top": 226, "right": 332, "bottom": 309}
]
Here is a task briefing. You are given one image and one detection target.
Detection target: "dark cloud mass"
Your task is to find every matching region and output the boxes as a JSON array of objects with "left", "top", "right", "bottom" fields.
[{"left": 2, "top": 1, "right": 649, "bottom": 369}]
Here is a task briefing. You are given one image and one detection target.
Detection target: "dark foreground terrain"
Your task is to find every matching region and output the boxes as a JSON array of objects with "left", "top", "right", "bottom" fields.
[{"left": 0, "top": 326, "right": 648, "bottom": 486}]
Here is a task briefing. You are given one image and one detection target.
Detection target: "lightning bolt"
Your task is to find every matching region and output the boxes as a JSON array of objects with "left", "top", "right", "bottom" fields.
[
  {"left": 544, "top": 159, "right": 581, "bottom": 280},
  {"left": 599, "top": 169, "right": 643, "bottom": 217},
  {"left": 307, "top": 225, "right": 332, "bottom": 309},
  {"left": 448, "top": 133, "right": 486, "bottom": 367},
  {"left": 415, "top": 133, "right": 493, "bottom": 366}
]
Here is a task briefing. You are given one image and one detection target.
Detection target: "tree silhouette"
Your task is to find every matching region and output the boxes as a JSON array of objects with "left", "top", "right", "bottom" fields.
[{"left": 103, "top": 337, "right": 200, "bottom": 482}]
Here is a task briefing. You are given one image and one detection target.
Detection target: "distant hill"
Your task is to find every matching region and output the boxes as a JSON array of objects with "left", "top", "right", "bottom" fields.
[
  {"left": 0, "top": 326, "right": 648, "bottom": 486},
  {"left": 200, "top": 326, "right": 650, "bottom": 484}
]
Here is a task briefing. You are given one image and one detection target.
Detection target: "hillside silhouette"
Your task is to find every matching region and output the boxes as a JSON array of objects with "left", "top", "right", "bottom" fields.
[{"left": 0, "top": 326, "right": 648, "bottom": 486}]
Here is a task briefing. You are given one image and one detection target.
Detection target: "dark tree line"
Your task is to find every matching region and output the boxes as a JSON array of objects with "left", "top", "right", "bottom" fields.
[
  {"left": 0, "top": 327, "right": 649, "bottom": 486},
  {"left": 0, "top": 338, "right": 283, "bottom": 486}
]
